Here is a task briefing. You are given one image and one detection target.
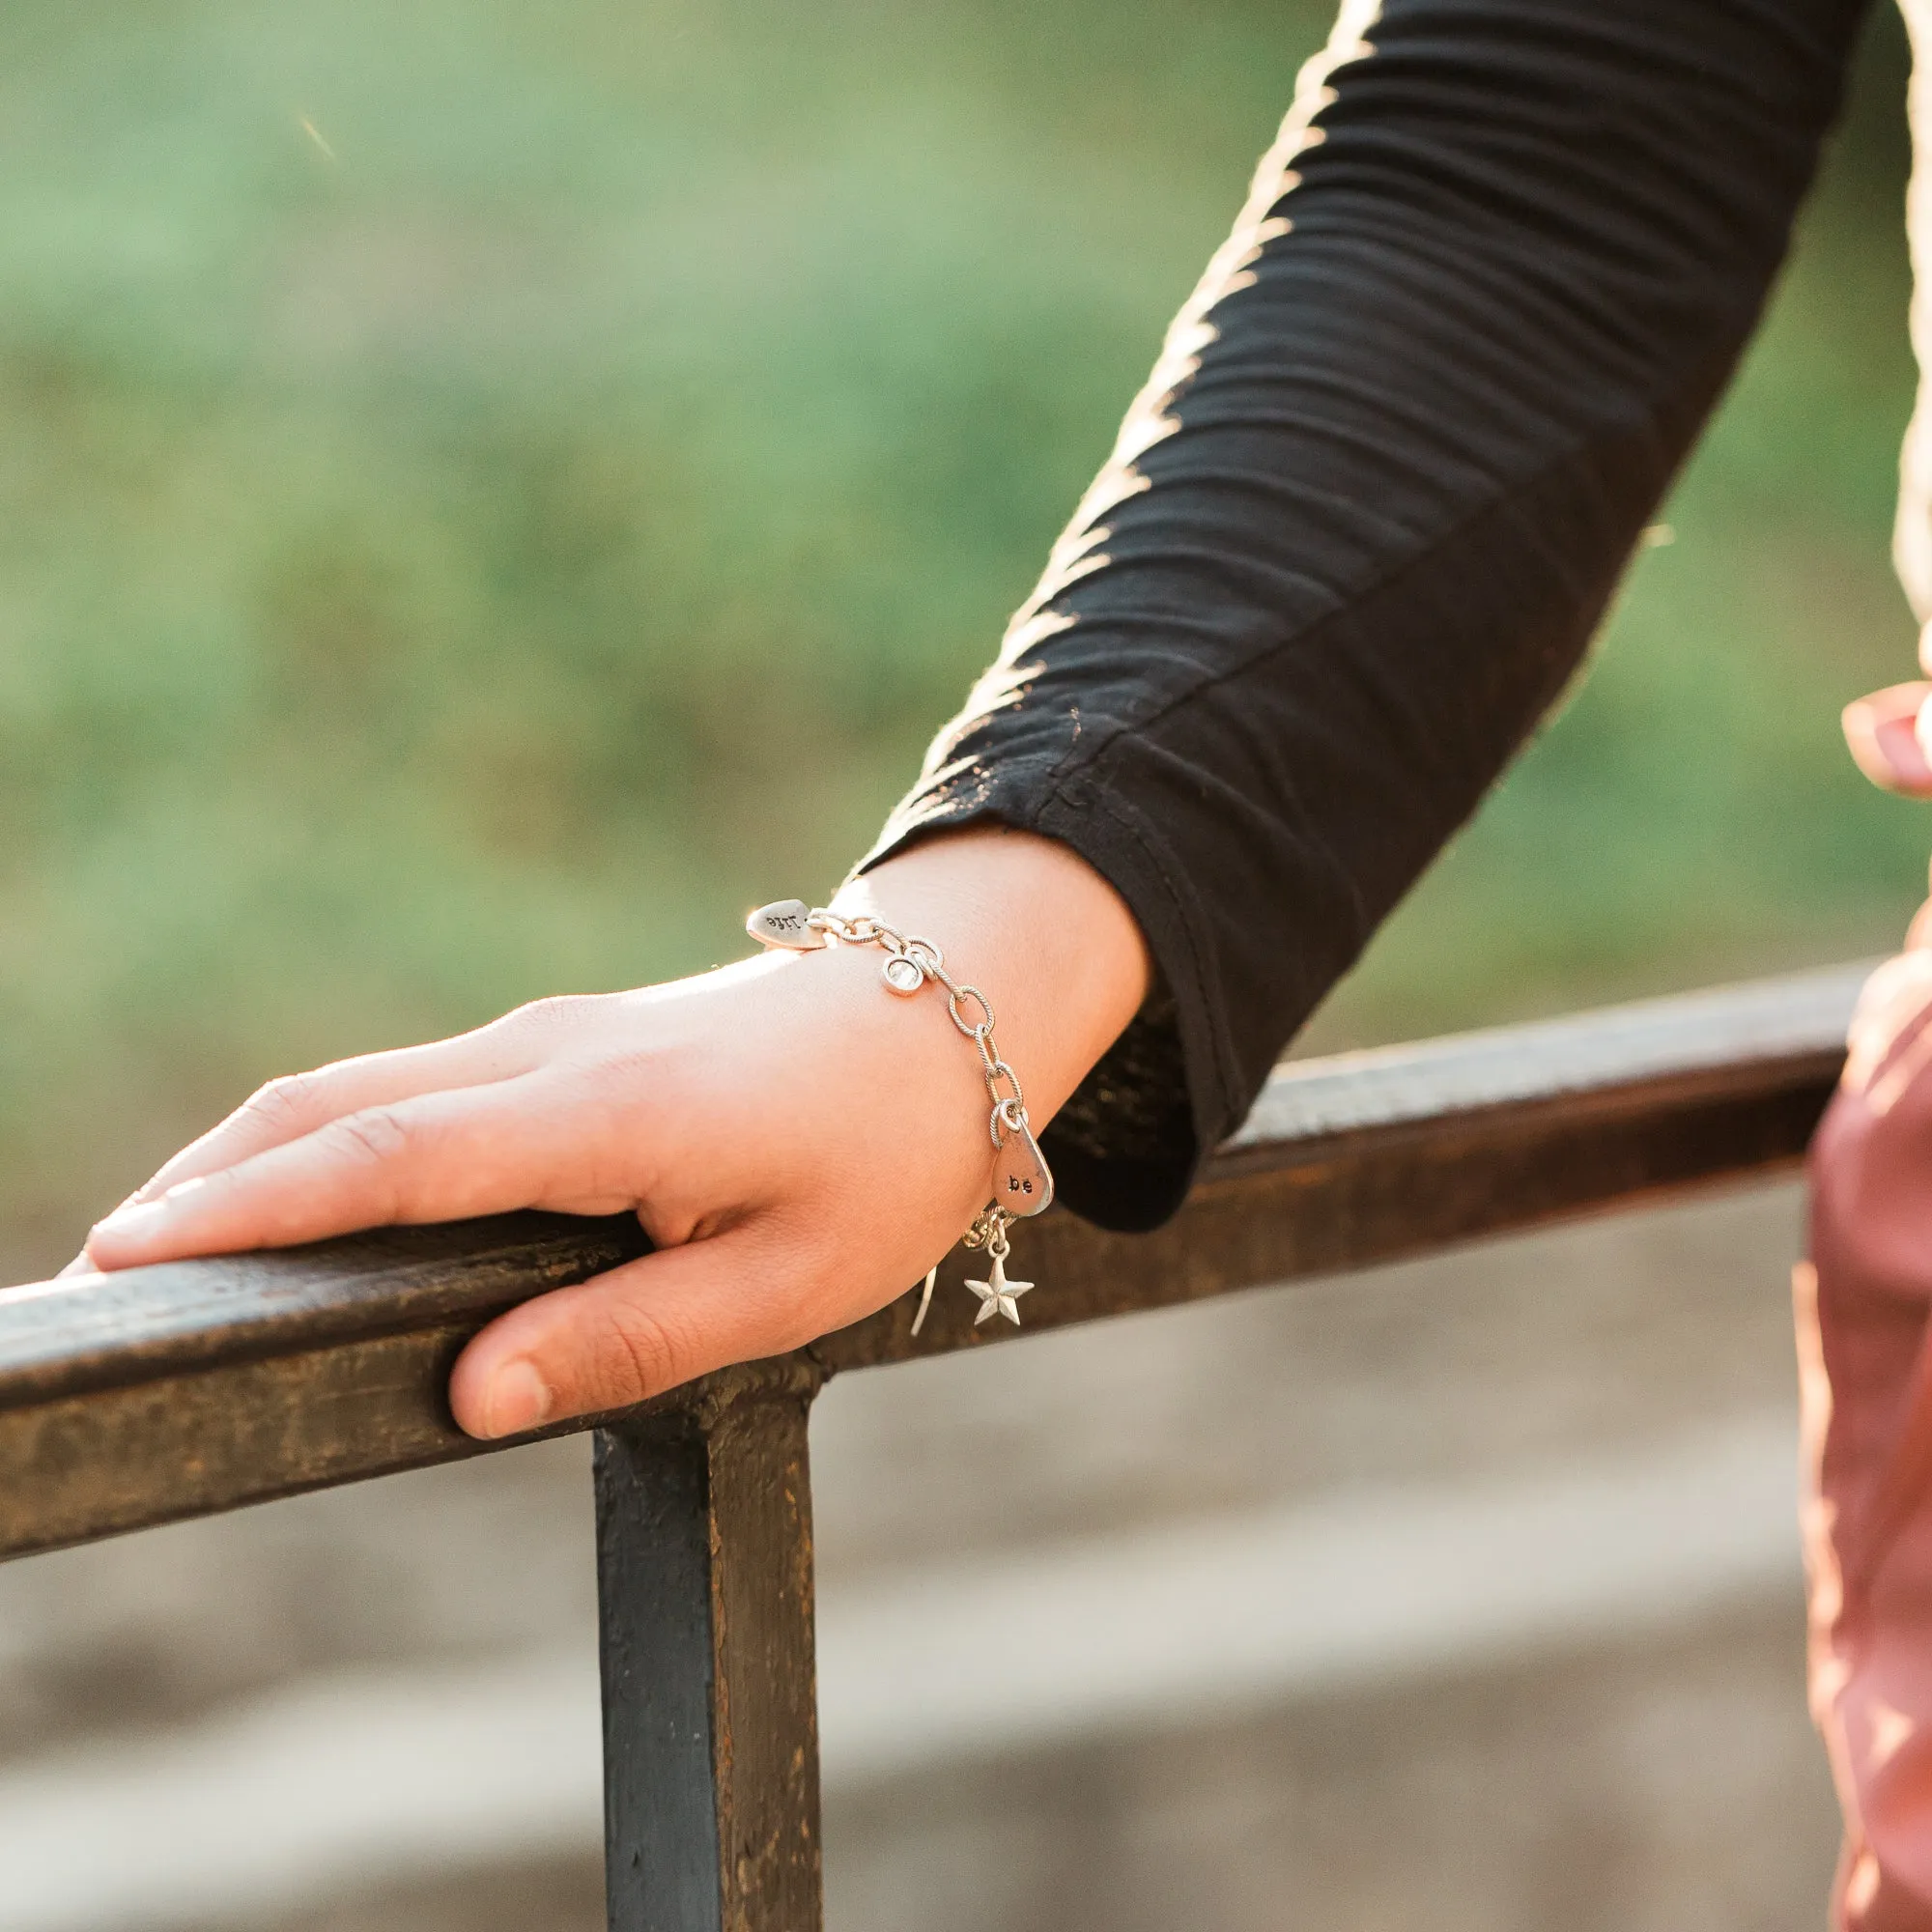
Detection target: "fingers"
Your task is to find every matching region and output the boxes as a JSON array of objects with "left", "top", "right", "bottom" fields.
[
  {"left": 127, "top": 1026, "right": 548, "bottom": 1208},
  {"left": 1844, "top": 682, "right": 1932, "bottom": 797},
  {"left": 449, "top": 1221, "right": 814, "bottom": 1437},
  {"left": 84, "top": 1073, "right": 613, "bottom": 1269}
]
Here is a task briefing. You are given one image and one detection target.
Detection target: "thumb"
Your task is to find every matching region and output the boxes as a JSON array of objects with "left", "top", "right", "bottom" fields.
[{"left": 449, "top": 1219, "right": 825, "bottom": 1438}]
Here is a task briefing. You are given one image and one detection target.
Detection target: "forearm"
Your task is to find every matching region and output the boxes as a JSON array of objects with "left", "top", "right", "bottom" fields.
[{"left": 869, "top": 0, "right": 1874, "bottom": 1226}]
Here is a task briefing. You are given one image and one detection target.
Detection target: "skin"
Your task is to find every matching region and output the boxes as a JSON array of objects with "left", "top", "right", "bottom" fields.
[
  {"left": 72, "top": 828, "right": 1151, "bottom": 1438},
  {"left": 1840, "top": 632, "right": 1932, "bottom": 947},
  {"left": 1842, "top": 626, "right": 1932, "bottom": 799}
]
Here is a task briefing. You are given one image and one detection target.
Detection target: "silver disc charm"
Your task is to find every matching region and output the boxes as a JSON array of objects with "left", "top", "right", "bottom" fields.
[
  {"left": 746, "top": 899, "right": 825, "bottom": 951},
  {"left": 992, "top": 1116, "right": 1053, "bottom": 1217},
  {"left": 881, "top": 954, "right": 924, "bottom": 995}
]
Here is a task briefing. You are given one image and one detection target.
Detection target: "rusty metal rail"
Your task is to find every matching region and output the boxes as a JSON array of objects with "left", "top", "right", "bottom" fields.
[{"left": 0, "top": 960, "right": 1868, "bottom": 1929}]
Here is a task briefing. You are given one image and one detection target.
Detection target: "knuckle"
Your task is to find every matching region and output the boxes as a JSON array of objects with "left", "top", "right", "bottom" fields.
[
  {"left": 326, "top": 1104, "right": 415, "bottom": 1168},
  {"left": 506, "top": 993, "right": 596, "bottom": 1037},
  {"left": 596, "top": 1299, "right": 696, "bottom": 1406},
  {"left": 246, "top": 1071, "right": 323, "bottom": 1134}
]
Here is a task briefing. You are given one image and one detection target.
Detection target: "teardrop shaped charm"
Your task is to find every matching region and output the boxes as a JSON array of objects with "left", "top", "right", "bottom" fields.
[
  {"left": 746, "top": 899, "right": 825, "bottom": 951},
  {"left": 991, "top": 1116, "right": 1053, "bottom": 1217}
]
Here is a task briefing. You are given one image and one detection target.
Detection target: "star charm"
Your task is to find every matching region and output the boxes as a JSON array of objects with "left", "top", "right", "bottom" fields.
[{"left": 966, "top": 1254, "right": 1034, "bottom": 1326}]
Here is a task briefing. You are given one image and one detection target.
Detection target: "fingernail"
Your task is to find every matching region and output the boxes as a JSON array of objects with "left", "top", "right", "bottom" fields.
[
  {"left": 483, "top": 1359, "right": 554, "bottom": 1438},
  {"left": 91, "top": 1198, "right": 177, "bottom": 1244},
  {"left": 90, "top": 1179, "right": 210, "bottom": 1256}
]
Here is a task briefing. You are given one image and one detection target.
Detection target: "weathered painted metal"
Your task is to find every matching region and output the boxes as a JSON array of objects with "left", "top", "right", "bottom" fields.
[
  {"left": 0, "top": 960, "right": 1867, "bottom": 1932},
  {"left": 0, "top": 961, "right": 1861, "bottom": 1561},
  {"left": 596, "top": 1363, "right": 823, "bottom": 1931}
]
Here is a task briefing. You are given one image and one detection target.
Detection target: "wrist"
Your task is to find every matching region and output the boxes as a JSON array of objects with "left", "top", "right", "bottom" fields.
[{"left": 830, "top": 826, "right": 1151, "bottom": 1128}]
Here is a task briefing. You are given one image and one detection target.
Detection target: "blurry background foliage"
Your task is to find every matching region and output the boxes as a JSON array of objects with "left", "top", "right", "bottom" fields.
[{"left": 0, "top": 0, "right": 1923, "bottom": 1273}]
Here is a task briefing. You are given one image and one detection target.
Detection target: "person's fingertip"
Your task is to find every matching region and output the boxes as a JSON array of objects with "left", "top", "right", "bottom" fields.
[
  {"left": 86, "top": 1197, "right": 177, "bottom": 1261},
  {"left": 85, "top": 1177, "right": 213, "bottom": 1264},
  {"left": 471, "top": 1358, "right": 554, "bottom": 1440}
]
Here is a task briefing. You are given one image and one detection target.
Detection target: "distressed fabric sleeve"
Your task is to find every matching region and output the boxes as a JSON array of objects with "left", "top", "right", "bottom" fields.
[{"left": 858, "top": 0, "right": 1878, "bottom": 1231}]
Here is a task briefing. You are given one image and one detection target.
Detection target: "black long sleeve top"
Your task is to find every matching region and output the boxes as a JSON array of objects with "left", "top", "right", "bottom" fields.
[{"left": 860, "top": 0, "right": 1881, "bottom": 1232}]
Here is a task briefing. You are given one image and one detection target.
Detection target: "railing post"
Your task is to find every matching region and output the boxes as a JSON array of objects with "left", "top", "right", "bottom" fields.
[{"left": 594, "top": 1360, "right": 825, "bottom": 1932}]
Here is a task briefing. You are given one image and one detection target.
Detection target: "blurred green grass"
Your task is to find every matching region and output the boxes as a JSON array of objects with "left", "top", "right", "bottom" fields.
[{"left": 0, "top": 0, "right": 1924, "bottom": 1269}]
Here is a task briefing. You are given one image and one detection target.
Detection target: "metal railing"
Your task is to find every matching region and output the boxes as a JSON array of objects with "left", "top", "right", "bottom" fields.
[{"left": 0, "top": 960, "right": 1867, "bottom": 1929}]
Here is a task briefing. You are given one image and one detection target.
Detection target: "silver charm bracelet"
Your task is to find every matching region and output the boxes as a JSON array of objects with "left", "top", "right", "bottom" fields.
[{"left": 746, "top": 898, "right": 1054, "bottom": 1334}]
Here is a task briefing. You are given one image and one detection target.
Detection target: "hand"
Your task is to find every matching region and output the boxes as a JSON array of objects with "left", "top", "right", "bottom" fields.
[{"left": 75, "top": 830, "right": 1151, "bottom": 1437}]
